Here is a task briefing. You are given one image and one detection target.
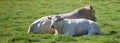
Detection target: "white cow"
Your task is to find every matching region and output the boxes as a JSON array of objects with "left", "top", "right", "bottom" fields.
[
  {"left": 28, "top": 5, "right": 96, "bottom": 34},
  {"left": 50, "top": 16, "right": 101, "bottom": 36}
]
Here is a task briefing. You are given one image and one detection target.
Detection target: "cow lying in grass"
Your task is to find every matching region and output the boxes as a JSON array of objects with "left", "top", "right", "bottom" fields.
[
  {"left": 50, "top": 16, "right": 101, "bottom": 36},
  {"left": 28, "top": 5, "right": 96, "bottom": 34}
]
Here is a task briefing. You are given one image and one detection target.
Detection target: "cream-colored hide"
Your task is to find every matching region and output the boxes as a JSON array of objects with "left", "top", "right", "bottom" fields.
[{"left": 50, "top": 16, "right": 101, "bottom": 36}]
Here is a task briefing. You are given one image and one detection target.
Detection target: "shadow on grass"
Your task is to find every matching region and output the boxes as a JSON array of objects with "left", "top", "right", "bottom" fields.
[
  {"left": 53, "top": 35, "right": 76, "bottom": 42},
  {"left": 103, "top": 30, "right": 117, "bottom": 36},
  {"left": 8, "top": 36, "right": 41, "bottom": 43}
]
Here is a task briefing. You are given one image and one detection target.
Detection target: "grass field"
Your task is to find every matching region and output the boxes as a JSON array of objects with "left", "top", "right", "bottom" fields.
[{"left": 0, "top": 0, "right": 120, "bottom": 43}]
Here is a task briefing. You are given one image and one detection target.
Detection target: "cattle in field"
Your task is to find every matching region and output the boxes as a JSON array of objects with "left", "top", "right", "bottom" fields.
[
  {"left": 50, "top": 16, "right": 101, "bottom": 36},
  {"left": 28, "top": 5, "right": 97, "bottom": 34}
]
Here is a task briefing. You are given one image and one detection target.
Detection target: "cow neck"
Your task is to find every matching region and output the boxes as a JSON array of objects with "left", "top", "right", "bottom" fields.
[
  {"left": 61, "top": 19, "right": 67, "bottom": 34},
  {"left": 58, "top": 20, "right": 64, "bottom": 34}
]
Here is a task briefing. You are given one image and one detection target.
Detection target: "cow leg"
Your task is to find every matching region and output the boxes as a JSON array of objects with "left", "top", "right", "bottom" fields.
[{"left": 54, "top": 29, "right": 58, "bottom": 35}]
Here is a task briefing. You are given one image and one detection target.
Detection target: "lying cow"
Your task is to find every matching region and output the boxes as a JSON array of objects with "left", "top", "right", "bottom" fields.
[
  {"left": 28, "top": 5, "right": 96, "bottom": 34},
  {"left": 50, "top": 16, "right": 101, "bottom": 36}
]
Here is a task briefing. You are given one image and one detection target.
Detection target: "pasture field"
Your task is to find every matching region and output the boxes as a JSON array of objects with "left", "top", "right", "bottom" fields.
[{"left": 0, "top": 0, "right": 120, "bottom": 43}]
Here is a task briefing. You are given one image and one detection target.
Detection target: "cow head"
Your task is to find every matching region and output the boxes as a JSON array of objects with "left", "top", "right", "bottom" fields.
[
  {"left": 84, "top": 5, "right": 96, "bottom": 21},
  {"left": 74, "top": 5, "right": 96, "bottom": 21},
  {"left": 48, "top": 15, "right": 63, "bottom": 29},
  {"left": 48, "top": 15, "right": 64, "bottom": 35}
]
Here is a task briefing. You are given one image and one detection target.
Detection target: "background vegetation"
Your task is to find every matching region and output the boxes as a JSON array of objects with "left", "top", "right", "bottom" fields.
[{"left": 0, "top": 0, "right": 120, "bottom": 43}]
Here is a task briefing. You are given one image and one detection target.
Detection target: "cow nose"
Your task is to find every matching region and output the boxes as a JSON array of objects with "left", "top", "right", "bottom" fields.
[{"left": 51, "top": 25, "right": 54, "bottom": 29}]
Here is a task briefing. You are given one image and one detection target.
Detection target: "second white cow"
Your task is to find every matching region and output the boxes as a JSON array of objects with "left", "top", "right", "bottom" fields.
[{"left": 50, "top": 16, "right": 101, "bottom": 36}]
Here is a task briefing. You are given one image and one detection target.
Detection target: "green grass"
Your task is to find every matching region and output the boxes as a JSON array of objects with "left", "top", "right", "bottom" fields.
[{"left": 0, "top": 0, "right": 120, "bottom": 43}]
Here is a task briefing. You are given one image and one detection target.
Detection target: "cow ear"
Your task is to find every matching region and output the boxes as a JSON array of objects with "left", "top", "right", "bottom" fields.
[
  {"left": 90, "top": 6, "right": 93, "bottom": 10},
  {"left": 89, "top": 5, "right": 93, "bottom": 10},
  {"left": 48, "top": 17, "right": 52, "bottom": 20},
  {"left": 85, "top": 5, "right": 93, "bottom": 10}
]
